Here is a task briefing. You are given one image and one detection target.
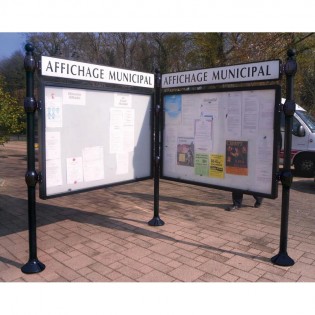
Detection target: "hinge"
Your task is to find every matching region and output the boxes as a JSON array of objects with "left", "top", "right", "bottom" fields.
[{"left": 37, "top": 171, "right": 43, "bottom": 183}]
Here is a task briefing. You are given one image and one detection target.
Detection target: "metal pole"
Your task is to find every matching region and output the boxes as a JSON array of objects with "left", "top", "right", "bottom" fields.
[
  {"left": 148, "top": 69, "right": 164, "bottom": 226},
  {"left": 21, "top": 43, "right": 45, "bottom": 274},
  {"left": 271, "top": 49, "right": 296, "bottom": 266}
]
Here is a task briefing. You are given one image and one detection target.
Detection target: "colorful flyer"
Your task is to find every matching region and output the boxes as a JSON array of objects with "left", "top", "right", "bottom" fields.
[
  {"left": 209, "top": 154, "right": 225, "bottom": 178},
  {"left": 195, "top": 153, "right": 209, "bottom": 176},
  {"left": 226, "top": 140, "right": 248, "bottom": 176},
  {"left": 177, "top": 137, "right": 194, "bottom": 167}
]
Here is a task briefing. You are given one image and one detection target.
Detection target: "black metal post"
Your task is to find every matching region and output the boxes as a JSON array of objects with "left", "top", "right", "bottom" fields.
[
  {"left": 271, "top": 49, "right": 297, "bottom": 267},
  {"left": 148, "top": 69, "right": 164, "bottom": 226},
  {"left": 21, "top": 44, "right": 45, "bottom": 274}
]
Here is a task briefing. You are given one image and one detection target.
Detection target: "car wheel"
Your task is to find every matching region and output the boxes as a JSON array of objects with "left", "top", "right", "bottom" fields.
[{"left": 294, "top": 154, "right": 315, "bottom": 177}]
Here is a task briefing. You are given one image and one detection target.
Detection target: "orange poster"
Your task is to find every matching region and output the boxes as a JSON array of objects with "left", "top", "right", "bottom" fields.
[{"left": 225, "top": 140, "right": 248, "bottom": 176}]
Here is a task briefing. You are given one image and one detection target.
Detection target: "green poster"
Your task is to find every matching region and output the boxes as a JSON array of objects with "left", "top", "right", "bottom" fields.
[{"left": 195, "top": 153, "right": 209, "bottom": 176}]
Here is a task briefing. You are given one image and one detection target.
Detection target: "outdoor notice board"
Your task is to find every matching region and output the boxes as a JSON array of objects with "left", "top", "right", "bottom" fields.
[
  {"left": 161, "top": 86, "right": 281, "bottom": 198},
  {"left": 39, "top": 83, "right": 153, "bottom": 199}
]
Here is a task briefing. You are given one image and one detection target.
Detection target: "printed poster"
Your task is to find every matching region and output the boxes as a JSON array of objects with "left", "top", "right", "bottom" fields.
[
  {"left": 226, "top": 140, "right": 248, "bottom": 176},
  {"left": 46, "top": 93, "right": 62, "bottom": 128},
  {"left": 164, "top": 95, "right": 182, "bottom": 125},
  {"left": 209, "top": 154, "right": 225, "bottom": 178},
  {"left": 177, "top": 137, "right": 194, "bottom": 167},
  {"left": 195, "top": 153, "right": 209, "bottom": 176}
]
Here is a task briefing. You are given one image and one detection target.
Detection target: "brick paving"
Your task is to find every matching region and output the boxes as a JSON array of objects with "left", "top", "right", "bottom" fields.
[{"left": 1, "top": 141, "right": 315, "bottom": 282}]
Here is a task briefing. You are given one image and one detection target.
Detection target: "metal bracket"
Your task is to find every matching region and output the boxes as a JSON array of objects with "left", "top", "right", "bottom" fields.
[
  {"left": 154, "top": 68, "right": 161, "bottom": 88},
  {"left": 279, "top": 61, "right": 285, "bottom": 75},
  {"left": 275, "top": 172, "right": 282, "bottom": 182},
  {"left": 37, "top": 171, "right": 43, "bottom": 183},
  {"left": 283, "top": 99, "right": 295, "bottom": 117},
  {"left": 279, "top": 170, "right": 293, "bottom": 188},
  {"left": 37, "top": 100, "right": 42, "bottom": 111},
  {"left": 25, "top": 170, "right": 39, "bottom": 187},
  {"left": 24, "top": 97, "right": 38, "bottom": 113},
  {"left": 278, "top": 102, "right": 284, "bottom": 113}
]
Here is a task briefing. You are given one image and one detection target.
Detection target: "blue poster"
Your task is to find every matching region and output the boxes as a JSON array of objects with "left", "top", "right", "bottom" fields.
[{"left": 164, "top": 95, "right": 182, "bottom": 118}]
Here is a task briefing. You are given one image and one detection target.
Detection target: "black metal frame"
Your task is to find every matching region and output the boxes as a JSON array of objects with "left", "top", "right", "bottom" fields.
[
  {"left": 148, "top": 69, "right": 164, "bottom": 226},
  {"left": 21, "top": 44, "right": 45, "bottom": 274},
  {"left": 160, "top": 84, "right": 282, "bottom": 199},
  {"left": 271, "top": 49, "right": 297, "bottom": 266},
  {"left": 38, "top": 80, "right": 154, "bottom": 200},
  {"left": 21, "top": 43, "right": 295, "bottom": 274}
]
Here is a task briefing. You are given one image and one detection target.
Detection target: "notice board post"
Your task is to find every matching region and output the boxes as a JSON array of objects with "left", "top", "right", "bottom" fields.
[
  {"left": 21, "top": 44, "right": 45, "bottom": 274},
  {"left": 271, "top": 49, "right": 297, "bottom": 266},
  {"left": 148, "top": 69, "right": 164, "bottom": 226}
]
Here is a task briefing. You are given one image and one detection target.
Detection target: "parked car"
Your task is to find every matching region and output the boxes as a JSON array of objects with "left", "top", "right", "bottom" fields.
[{"left": 280, "top": 98, "right": 315, "bottom": 177}]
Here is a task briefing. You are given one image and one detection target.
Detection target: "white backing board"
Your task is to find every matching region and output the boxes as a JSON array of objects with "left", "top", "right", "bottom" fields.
[
  {"left": 161, "top": 86, "right": 280, "bottom": 197},
  {"left": 39, "top": 84, "right": 153, "bottom": 198}
]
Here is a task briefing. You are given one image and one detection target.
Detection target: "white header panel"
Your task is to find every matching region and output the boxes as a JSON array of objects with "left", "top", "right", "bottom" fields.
[
  {"left": 162, "top": 60, "right": 280, "bottom": 88},
  {"left": 41, "top": 56, "right": 154, "bottom": 88}
]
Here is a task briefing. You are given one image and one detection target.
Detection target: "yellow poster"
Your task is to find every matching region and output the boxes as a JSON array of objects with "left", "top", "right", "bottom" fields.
[{"left": 209, "top": 154, "right": 225, "bottom": 178}]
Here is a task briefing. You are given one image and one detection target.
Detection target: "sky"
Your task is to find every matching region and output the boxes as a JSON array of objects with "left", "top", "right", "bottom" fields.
[
  {"left": 0, "top": 1, "right": 311, "bottom": 62},
  {"left": 0, "top": 32, "right": 26, "bottom": 60}
]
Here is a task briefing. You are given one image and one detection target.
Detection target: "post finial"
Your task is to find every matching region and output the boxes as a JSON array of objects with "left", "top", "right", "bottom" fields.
[{"left": 25, "top": 43, "right": 34, "bottom": 53}]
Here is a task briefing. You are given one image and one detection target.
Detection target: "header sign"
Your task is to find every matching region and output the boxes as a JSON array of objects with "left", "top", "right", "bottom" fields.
[
  {"left": 41, "top": 56, "right": 154, "bottom": 88},
  {"left": 162, "top": 60, "right": 280, "bottom": 88}
]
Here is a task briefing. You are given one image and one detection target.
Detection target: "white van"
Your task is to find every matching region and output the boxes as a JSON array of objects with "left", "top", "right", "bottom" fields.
[{"left": 280, "top": 98, "right": 315, "bottom": 177}]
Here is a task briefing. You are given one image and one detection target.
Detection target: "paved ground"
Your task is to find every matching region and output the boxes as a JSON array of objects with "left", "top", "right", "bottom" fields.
[{"left": 1, "top": 141, "right": 315, "bottom": 283}]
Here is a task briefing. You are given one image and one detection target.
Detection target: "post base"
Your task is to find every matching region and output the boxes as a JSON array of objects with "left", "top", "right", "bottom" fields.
[
  {"left": 271, "top": 252, "right": 295, "bottom": 267},
  {"left": 148, "top": 216, "right": 165, "bottom": 226},
  {"left": 21, "top": 258, "right": 46, "bottom": 274}
]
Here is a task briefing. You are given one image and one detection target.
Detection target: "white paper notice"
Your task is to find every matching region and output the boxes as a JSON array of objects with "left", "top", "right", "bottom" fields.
[
  {"left": 110, "top": 108, "right": 135, "bottom": 153},
  {"left": 163, "top": 127, "right": 177, "bottom": 174},
  {"left": 46, "top": 94, "right": 62, "bottom": 128},
  {"left": 260, "top": 100, "right": 274, "bottom": 130},
  {"left": 123, "top": 109, "right": 135, "bottom": 152},
  {"left": 225, "top": 93, "right": 242, "bottom": 138},
  {"left": 255, "top": 134, "right": 273, "bottom": 191},
  {"left": 200, "top": 96, "right": 219, "bottom": 119},
  {"left": 242, "top": 96, "right": 259, "bottom": 137},
  {"left": 114, "top": 93, "right": 132, "bottom": 108},
  {"left": 194, "top": 118, "right": 213, "bottom": 152},
  {"left": 182, "top": 94, "right": 200, "bottom": 126},
  {"left": 63, "top": 89, "right": 86, "bottom": 106},
  {"left": 110, "top": 109, "right": 124, "bottom": 153},
  {"left": 66, "top": 157, "right": 83, "bottom": 184},
  {"left": 45, "top": 132, "right": 61, "bottom": 160},
  {"left": 46, "top": 159, "right": 62, "bottom": 187},
  {"left": 116, "top": 152, "right": 129, "bottom": 175},
  {"left": 82, "top": 146, "right": 105, "bottom": 182}
]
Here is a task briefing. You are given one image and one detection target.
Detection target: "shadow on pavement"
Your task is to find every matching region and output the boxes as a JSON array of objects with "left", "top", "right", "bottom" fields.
[
  {"left": 291, "top": 179, "right": 315, "bottom": 194},
  {"left": 0, "top": 194, "right": 272, "bottom": 265}
]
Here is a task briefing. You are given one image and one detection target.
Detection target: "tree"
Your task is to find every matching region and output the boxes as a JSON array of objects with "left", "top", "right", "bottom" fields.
[
  {"left": 0, "top": 51, "right": 25, "bottom": 93},
  {"left": 21, "top": 32, "right": 315, "bottom": 112},
  {"left": 0, "top": 76, "right": 25, "bottom": 145}
]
